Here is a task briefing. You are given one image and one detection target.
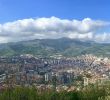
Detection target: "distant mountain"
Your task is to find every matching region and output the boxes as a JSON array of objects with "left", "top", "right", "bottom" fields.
[{"left": 0, "top": 37, "right": 110, "bottom": 57}]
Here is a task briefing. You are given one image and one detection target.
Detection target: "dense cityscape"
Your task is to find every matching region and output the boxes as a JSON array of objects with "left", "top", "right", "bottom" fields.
[{"left": 0, "top": 54, "right": 110, "bottom": 92}]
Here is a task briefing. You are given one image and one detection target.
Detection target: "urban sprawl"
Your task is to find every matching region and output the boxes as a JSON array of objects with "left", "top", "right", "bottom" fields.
[{"left": 0, "top": 54, "right": 110, "bottom": 92}]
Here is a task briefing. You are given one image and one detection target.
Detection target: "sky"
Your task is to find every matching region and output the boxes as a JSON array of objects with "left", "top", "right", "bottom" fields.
[{"left": 0, "top": 0, "right": 110, "bottom": 43}]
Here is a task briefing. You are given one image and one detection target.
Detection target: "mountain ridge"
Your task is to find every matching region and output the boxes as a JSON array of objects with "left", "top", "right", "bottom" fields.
[{"left": 0, "top": 38, "right": 110, "bottom": 57}]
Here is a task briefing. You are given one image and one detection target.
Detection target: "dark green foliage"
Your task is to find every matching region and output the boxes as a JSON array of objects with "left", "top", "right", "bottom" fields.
[{"left": 0, "top": 84, "right": 110, "bottom": 100}]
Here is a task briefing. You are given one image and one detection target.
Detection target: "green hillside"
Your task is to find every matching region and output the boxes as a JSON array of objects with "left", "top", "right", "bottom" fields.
[{"left": 0, "top": 38, "right": 110, "bottom": 57}]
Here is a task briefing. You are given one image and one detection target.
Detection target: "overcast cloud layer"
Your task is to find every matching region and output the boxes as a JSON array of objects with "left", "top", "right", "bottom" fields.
[{"left": 0, "top": 16, "right": 110, "bottom": 43}]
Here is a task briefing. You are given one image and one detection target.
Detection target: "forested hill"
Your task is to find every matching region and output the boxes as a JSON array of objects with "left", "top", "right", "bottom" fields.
[{"left": 0, "top": 38, "right": 110, "bottom": 57}]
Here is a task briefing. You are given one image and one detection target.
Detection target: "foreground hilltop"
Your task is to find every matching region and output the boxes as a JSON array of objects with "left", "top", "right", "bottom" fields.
[{"left": 0, "top": 37, "right": 110, "bottom": 57}]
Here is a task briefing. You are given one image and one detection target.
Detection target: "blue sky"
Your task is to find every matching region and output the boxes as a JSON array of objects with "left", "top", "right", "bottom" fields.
[
  {"left": 0, "top": 0, "right": 110, "bottom": 43},
  {"left": 0, "top": 0, "right": 110, "bottom": 23}
]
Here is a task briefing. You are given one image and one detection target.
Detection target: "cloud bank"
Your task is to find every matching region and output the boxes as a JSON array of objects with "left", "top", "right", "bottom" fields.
[{"left": 0, "top": 16, "right": 110, "bottom": 43}]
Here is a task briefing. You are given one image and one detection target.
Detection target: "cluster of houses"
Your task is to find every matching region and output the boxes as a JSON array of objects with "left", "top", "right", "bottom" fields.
[{"left": 0, "top": 54, "right": 110, "bottom": 91}]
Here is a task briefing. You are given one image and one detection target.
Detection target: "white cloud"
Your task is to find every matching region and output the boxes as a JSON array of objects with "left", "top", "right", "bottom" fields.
[
  {"left": 68, "top": 32, "right": 94, "bottom": 40},
  {"left": 94, "top": 33, "right": 110, "bottom": 43},
  {"left": 0, "top": 16, "right": 110, "bottom": 43}
]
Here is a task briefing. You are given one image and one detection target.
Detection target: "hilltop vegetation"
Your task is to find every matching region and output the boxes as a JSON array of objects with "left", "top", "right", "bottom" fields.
[{"left": 0, "top": 38, "right": 110, "bottom": 57}]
